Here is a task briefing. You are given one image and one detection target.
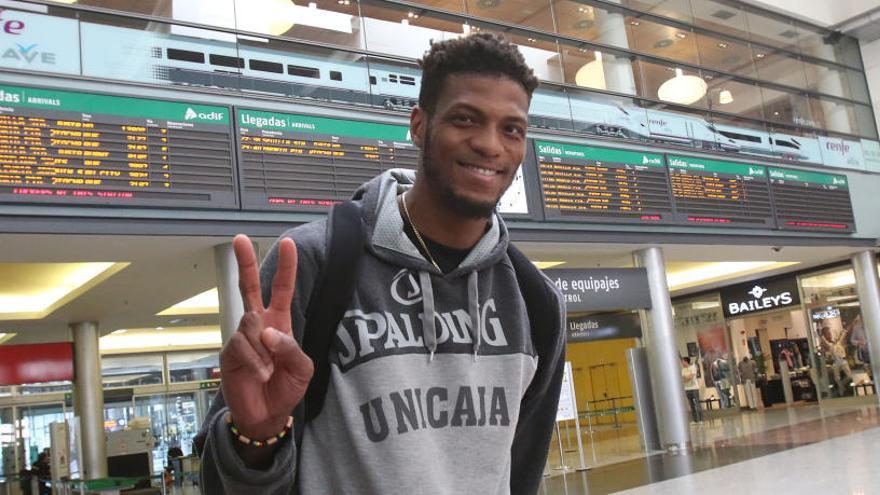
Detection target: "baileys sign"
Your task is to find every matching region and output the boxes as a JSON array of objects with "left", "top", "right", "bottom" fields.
[{"left": 720, "top": 275, "right": 800, "bottom": 318}]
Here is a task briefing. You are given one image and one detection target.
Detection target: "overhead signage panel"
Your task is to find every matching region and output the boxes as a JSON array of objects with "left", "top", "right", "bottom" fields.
[
  {"left": 768, "top": 167, "right": 854, "bottom": 232},
  {"left": 544, "top": 268, "right": 652, "bottom": 312},
  {"left": 535, "top": 140, "right": 674, "bottom": 224},
  {"left": 720, "top": 275, "right": 801, "bottom": 318},
  {"left": 0, "top": 84, "right": 236, "bottom": 208},
  {"left": 567, "top": 313, "right": 641, "bottom": 343},
  {"left": 667, "top": 155, "right": 774, "bottom": 228}
]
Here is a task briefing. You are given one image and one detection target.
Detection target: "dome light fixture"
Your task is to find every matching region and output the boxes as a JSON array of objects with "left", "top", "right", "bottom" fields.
[
  {"left": 718, "top": 89, "right": 734, "bottom": 105},
  {"left": 658, "top": 68, "right": 707, "bottom": 105}
]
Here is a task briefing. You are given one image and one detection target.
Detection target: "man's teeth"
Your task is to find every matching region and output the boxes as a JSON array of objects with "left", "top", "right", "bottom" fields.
[{"left": 465, "top": 164, "right": 498, "bottom": 176}]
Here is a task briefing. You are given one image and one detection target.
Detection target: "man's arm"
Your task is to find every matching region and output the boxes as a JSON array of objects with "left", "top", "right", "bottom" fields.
[{"left": 510, "top": 284, "right": 567, "bottom": 495}]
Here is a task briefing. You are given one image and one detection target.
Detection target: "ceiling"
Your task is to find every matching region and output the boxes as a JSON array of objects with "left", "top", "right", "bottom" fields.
[{"left": 0, "top": 232, "right": 872, "bottom": 348}]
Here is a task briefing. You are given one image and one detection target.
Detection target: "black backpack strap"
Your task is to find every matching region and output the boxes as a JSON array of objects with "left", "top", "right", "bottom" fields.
[
  {"left": 301, "top": 200, "right": 365, "bottom": 424},
  {"left": 506, "top": 243, "right": 560, "bottom": 397}
]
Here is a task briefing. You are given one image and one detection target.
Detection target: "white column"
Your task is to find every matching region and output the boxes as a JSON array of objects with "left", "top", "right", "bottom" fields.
[
  {"left": 71, "top": 321, "right": 107, "bottom": 479},
  {"left": 851, "top": 250, "right": 880, "bottom": 398},
  {"left": 215, "top": 243, "right": 245, "bottom": 344}
]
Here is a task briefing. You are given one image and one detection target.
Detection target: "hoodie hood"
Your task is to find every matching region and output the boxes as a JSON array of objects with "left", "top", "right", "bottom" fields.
[{"left": 350, "top": 168, "right": 511, "bottom": 359}]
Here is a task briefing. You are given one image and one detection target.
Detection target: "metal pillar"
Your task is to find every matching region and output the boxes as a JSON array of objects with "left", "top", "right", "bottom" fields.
[
  {"left": 852, "top": 250, "right": 880, "bottom": 398},
  {"left": 633, "top": 247, "right": 690, "bottom": 451},
  {"left": 71, "top": 321, "right": 107, "bottom": 479},
  {"left": 215, "top": 242, "right": 247, "bottom": 344}
]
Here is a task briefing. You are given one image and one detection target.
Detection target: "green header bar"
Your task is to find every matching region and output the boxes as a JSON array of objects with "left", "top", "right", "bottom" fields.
[
  {"left": 0, "top": 84, "right": 229, "bottom": 124},
  {"left": 534, "top": 140, "right": 665, "bottom": 168},
  {"left": 769, "top": 167, "right": 848, "bottom": 187},
  {"left": 238, "top": 109, "right": 411, "bottom": 142},
  {"left": 668, "top": 155, "right": 766, "bottom": 178}
]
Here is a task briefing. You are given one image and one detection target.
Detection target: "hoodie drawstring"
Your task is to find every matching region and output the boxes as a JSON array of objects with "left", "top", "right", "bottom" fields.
[{"left": 418, "top": 269, "right": 482, "bottom": 363}]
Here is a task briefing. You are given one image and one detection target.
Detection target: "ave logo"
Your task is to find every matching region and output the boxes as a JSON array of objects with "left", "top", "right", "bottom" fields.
[
  {"left": 184, "top": 107, "right": 224, "bottom": 121},
  {"left": 2, "top": 43, "right": 55, "bottom": 65}
]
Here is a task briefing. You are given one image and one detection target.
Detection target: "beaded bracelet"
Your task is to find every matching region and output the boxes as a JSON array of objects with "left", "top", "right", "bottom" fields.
[{"left": 226, "top": 411, "right": 293, "bottom": 448}]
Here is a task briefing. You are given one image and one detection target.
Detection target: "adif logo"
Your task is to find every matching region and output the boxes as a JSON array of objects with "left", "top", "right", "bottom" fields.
[
  {"left": 833, "top": 177, "right": 846, "bottom": 186},
  {"left": 748, "top": 285, "right": 767, "bottom": 299},
  {"left": 184, "top": 107, "right": 224, "bottom": 121},
  {"left": 642, "top": 155, "right": 661, "bottom": 165},
  {"left": 749, "top": 167, "right": 763, "bottom": 176},
  {"left": 391, "top": 269, "right": 422, "bottom": 305}
]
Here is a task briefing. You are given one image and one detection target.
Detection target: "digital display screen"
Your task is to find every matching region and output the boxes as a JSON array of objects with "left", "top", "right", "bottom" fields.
[
  {"left": 769, "top": 168, "right": 854, "bottom": 232},
  {"left": 236, "top": 109, "right": 419, "bottom": 211},
  {"left": 0, "top": 84, "right": 236, "bottom": 208},
  {"left": 667, "top": 155, "right": 774, "bottom": 228},
  {"left": 535, "top": 140, "right": 673, "bottom": 223}
]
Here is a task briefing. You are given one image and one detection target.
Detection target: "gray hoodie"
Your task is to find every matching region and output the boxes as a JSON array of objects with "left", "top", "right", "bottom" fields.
[{"left": 198, "top": 169, "right": 566, "bottom": 494}]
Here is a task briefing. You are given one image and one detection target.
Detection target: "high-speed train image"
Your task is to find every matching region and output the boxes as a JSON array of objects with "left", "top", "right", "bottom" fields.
[{"left": 79, "top": 20, "right": 816, "bottom": 163}]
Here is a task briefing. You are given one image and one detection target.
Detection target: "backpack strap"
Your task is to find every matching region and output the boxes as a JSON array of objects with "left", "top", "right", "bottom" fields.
[
  {"left": 506, "top": 243, "right": 560, "bottom": 398},
  {"left": 301, "top": 200, "right": 365, "bottom": 423}
]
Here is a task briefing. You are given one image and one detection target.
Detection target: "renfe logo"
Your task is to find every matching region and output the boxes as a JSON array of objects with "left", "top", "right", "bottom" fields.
[
  {"left": 0, "top": 10, "right": 25, "bottom": 35},
  {"left": 728, "top": 285, "right": 793, "bottom": 315},
  {"left": 825, "top": 141, "right": 851, "bottom": 155},
  {"left": 184, "top": 107, "right": 224, "bottom": 121}
]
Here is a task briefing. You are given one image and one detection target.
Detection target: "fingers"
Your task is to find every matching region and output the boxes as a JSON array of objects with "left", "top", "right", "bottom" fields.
[
  {"left": 262, "top": 327, "right": 314, "bottom": 383},
  {"left": 233, "top": 234, "right": 264, "bottom": 313},
  {"left": 268, "top": 238, "right": 297, "bottom": 314},
  {"left": 238, "top": 311, "right": 274, "bottom": 371},
  {"left": 221, "top": 329, "right": 272, "bottom": 383}
]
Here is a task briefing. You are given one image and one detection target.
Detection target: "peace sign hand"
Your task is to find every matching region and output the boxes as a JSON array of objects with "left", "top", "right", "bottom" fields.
[{"left": 219, "top": 234, "right": 314, "bottom": 441}]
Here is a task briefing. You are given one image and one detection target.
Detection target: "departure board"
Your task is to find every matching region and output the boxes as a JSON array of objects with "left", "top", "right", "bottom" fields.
[
  {"left": 535, "top": 140, "right": 673, "bottom": 223},
  {"left": 0, "top": 84, "right": 236, "bottom": 208},
  {"left": 769, "top": 168, "right": 854, "bottom": 232},
  {"left": 668, "top": 155, "right": 774, "bottom": 228},
  {"left": 237, "top": 109, "right": 419, "bottom": 211}
]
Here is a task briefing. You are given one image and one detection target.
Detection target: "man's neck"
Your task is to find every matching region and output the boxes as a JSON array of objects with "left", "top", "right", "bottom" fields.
[{"left": 404, "top": 183, "right": 490, "bottom": 250}]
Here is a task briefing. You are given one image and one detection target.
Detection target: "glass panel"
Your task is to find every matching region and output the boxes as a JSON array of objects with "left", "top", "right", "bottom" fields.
[
  {"left": 800, "top": 268, "right": 872, "bottom": 401},
  {"left": 710, "top": 114, "right": 772, "bottom": 158},
  {"left": 847, "top": 69, "right": 871, "bottom": 105},
  {"left": 79, "top": 12, "right": 243, "bottom": 91},
  {"left": 102, "top": 354, "right": 164, "bottom": 388},
  {"left": 695, "top": 33, "right": 756, "bottom": 78},
  {"left": 768, "top": 125, "right": 824, "bottom": 164},
  {"left": 237, "top": 0, "right": 365, "bottom": 49},
  {"left": 640, "top": 102, "right": 721, "bottom": 151},
  {"left": 472, "top": 26, "right": 564, "bottom": 84},
  {"left": 235, "top": 36, "right": 373, "bottom": 107},
  {"left": 690, "top": 0, "right": 749, "bottom": 40},
  {"left": 406, "top": 0, "right": 467, "bottom": 13},
  {"left": 745, "top": 8, "right": 799, "bottom": 52},
  {"left": 365, "top": 56, "right": 422, "bottom": 112},
  {"left": 760, "top": 86, "right": 813, "bottom": 128},
  {"left": 753, "top": 50, "right": 807, "bottom": 90},
  {"left": 705, "top": 74, "right": 764, "bottom": 120},
  {"left": 672, "top": 294, "right": 737, "bottom": 411},
  {"left": 18, "top": 404, "right": 68, "bottom": 470},
  {"left": 359, "top": 1, "right": 465, "bottom": 59},
  {"left": 465, "top": 0, "right": 555, "bottom": 33},
  {"left": 627, "top": 16, "right": 699, "bottom": 65},
  {"left": 568, "top": 88, "right": 648, "bottom": 142},
  {"left": 796, "top": 23, "right": 844, "bottom": 66},
  {"left": 810, "top": 96, "right": 860, "bottom": 135},
  {"left": 528, "top": 85, "right": 575, "bottom": 132},
  {"left": 1, "top": 407, "right": 15, "bottom": 475},
  {"left": 168, "top": 351, "right": 220, "bottom": 383},
  {"left": 621, "top": 0, "right": 693, "bottom": 23},
  {"left": 133, "top": 393, "right": 201, "bottom": 474},
  {"left": 0, "top": 5, "right": 80, "bottom": 76},
  {"left": 74, "top": 0, "right": 175, "bottom": 18},
  {"left": 804, "top": 60, "right": 854, "bottom": 101},
  {"left": 638, "top": 59, "right": 708, "bottom": 109},
  {"left": 839, "top": 36, "right": 863, "bottom": 69},
  {"left": 559, "top": 45, "right": 637, "bottom": 95},
  {"left": 854, "top": 104, "right": 878, "bottom": 139}
]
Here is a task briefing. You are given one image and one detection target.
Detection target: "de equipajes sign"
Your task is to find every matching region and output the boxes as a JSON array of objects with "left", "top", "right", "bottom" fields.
[
  {"left": 720, "top": 275, "right": 801, "bottom": 318},
  {"left": 544, "top": 268, "right": 651, "bottom": 312}
]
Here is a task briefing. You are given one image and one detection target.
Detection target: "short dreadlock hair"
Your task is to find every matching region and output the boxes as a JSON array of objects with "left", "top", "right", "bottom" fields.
[{"left": 417, "top": 32, "right": 539, "bottom": 115}]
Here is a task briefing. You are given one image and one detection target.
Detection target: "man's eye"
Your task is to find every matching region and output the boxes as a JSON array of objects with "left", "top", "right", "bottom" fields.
[
  {"left": 452, "top": 115, "right": 474, "bottom": 125},
  {"left": 506, "top": 125, "right": 525, "bottom": 136}
]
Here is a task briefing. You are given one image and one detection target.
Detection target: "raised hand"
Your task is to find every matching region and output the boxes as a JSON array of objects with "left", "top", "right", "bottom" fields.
[{"left": 220, "top": 234, "right": 314, "bottom": 441}]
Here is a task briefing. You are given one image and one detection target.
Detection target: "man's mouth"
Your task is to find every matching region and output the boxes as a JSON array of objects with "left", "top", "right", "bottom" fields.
[{"left": 460, "top": 162, "right": 502, "bottom": 176}]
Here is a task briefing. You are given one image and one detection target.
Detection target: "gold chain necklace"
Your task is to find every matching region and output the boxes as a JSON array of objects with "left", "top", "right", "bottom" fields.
[{"left": 399, "top": 192, "right": 442, "bottom": 273}]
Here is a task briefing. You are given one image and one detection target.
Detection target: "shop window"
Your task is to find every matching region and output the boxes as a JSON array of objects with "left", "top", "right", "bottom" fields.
[
  {"left": 168, "top": 351, "right": 220, "bottom": 383},
  {"left": 101, "top": 354, "right": 164, "bottom": 388},
  {"left": 800, "top": 267, "right": 873, "bottom": 400}
]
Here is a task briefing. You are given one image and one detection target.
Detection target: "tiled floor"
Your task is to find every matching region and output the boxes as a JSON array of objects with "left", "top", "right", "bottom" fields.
[{"left": 540, "top": 400, "right": 880, "bottom": 495}]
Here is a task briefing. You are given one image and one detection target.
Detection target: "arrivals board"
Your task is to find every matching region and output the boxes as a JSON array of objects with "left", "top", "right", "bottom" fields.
[
  {"left": 236, "top": 109, "right": 419, "bottom": 211},
  {"left": 0, "top": 84, "right": 236, "bottom": 208},
  {"left": 535, "top": 140, "right": 674, "bottom": 223},
  {"left": 667, "top": 155, "right": 774, "bottom": 228},
  {"left": 769, "top": 168, "right": 854, "bottom": 232}
]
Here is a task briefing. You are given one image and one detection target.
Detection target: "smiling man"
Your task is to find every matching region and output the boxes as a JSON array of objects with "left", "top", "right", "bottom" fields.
[{"left": 197, "top": 33, "right": 566, "bottom": 495}]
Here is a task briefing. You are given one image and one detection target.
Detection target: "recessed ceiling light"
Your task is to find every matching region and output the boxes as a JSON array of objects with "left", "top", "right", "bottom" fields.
[
  {"left": 756, "top": 53, "right": 766, "bottom": 58},
  {"left": 527, "top": 38, "right": 537, "bottom": 43},
  {"left": 156, "top": 326, "right": 165, "bottom": 331},
  {"left": 630, "top": 20, "right": 641, "bottom": 26},
  {"left": 773, "top": 111, "right": 780, "bottom": 115},
  {"left": 675, "top": 32, "right": 687, "bottom": 39},
  {"left": 336, "top": 0, "right": 350, "bottom": 4},
  {"left": 717, "top": 42, "right": 728, "bottom": 48},
  {"left": 157, "top": 288, "right": 219, "bottom": 316}
]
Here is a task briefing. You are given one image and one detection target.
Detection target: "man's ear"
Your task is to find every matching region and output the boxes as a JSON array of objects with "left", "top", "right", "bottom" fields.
[{"left": 410, "top": 105, "right": 427, "bottom": 149}]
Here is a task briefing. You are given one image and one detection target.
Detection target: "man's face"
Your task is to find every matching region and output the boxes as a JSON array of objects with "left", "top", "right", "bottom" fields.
[{"left": 411, "top": 73, "right": 530, "bottom": 219}]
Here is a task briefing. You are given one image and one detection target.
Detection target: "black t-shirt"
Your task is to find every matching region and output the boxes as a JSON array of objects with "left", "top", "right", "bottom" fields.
[{"left": 402, "top": 220, "right": 470, "bottom": 274}]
